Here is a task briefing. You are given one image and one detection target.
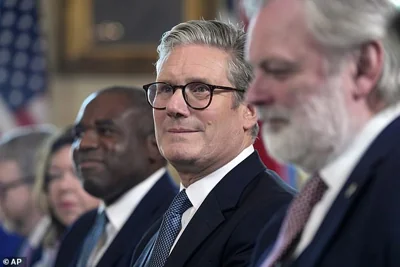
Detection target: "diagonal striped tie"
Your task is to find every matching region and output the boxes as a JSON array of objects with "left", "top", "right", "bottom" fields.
[
  {"left": 261, "top": 174, "right": 328, "bottom": 267},
  {"left": 147, "top": 189, "right": 192, "bottom": 267}
]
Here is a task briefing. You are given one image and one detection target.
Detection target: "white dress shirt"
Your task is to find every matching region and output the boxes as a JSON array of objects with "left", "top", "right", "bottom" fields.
[
  {"left": 87, "top": 167, "right": 166, "bottom": 267},
  {"left": 169, "top": 145, "right": 255, "bottom": 253},
  {"left": 294, "top": 104, "right": 400, "bottom": 257}
]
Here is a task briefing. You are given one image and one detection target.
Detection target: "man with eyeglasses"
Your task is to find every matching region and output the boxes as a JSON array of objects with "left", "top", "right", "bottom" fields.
[
  {"left": 128, "top": 20, "right": 295, "bottom": 267},
  {"left": 0, "top": 125, "right": 55, "bottom": 265}
]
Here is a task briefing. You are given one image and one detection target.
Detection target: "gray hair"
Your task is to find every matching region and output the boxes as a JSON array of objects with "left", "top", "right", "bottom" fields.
[
  {"left": 156, "top": 20, "right": 259, "bottom": 140},
  {"left": 0, "top": 124, "right": 56, "bottom": 178},
  {"left": 244, "top": 0, "right": 400, "bottom": 106}
]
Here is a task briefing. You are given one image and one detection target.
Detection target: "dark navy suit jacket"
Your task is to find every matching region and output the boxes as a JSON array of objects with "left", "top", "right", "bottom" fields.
[
  {"left": 253, "top": 116, "right": 400, "bottom": 267},
  {"left": 130, "top": 152, "right": 295, "bottom": 267},
  {"left": 54, "top": 172, "right": 178, "bottom": 267}
]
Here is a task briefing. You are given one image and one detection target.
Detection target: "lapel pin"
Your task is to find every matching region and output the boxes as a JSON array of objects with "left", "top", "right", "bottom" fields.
[{"left": 344, "top": 183, "right": 358, "bottom": 199}]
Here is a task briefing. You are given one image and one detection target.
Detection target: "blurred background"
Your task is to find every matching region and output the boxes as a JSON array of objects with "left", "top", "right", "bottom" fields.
[{"left": 0, "top": 0, "right": 307, "bottom": 189}]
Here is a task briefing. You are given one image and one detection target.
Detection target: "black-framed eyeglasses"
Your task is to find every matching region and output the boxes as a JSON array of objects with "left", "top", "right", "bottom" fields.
[
  {"left": 143, "top": 82, "right": 245, "bottom": 110},
  {"left": 0, "top": 176, "right": 34, "bottom": 199}
]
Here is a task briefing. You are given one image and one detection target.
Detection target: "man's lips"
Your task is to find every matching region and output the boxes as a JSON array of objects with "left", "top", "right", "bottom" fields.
[
  {"left": 262, "top": 117, "right": 290, "bottom": 132},
  {"left": 167, "top": 128, "right": 199, "bottom": 133},
  {"left": 58, "top": 201, "right": 77, "bottom": 210},
  {"left": 78, "top": 160, "right": 104, "bottom": 169}
]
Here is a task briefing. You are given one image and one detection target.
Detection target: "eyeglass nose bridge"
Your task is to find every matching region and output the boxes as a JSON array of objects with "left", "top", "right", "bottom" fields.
[
  {"left": 165, "top": 85, "right": 190, "bottom": 108},
  {"left": 169, "top": 84, "right": 187, "bottom": 94}
]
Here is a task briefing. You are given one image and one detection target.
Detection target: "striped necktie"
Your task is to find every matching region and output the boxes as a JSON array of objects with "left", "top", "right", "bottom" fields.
[
  {"left": 77, "top": 210, "right": 108, "bottom": 267},
  {"left": 261, "top": 174, "right": 328, "bottom": 267}
]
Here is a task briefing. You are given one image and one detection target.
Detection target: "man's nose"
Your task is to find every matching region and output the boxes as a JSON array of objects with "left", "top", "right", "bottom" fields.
[
  {"left": 246, "top": 73, "right": 275, "bottom": 106},
  {"left": 165, "top": 89, "right": 191, "bottom": 118}
]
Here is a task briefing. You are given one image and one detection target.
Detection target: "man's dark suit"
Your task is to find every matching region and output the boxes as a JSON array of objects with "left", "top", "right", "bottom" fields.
[
  {"left": 253, "top": 116, "right": 400, "bottom": 267},
  {"left": 130, "top": 151, "right": 296, "bottom": 267},
  {"left": 55, "top": 172, "right": 178, "bottom": 267}
]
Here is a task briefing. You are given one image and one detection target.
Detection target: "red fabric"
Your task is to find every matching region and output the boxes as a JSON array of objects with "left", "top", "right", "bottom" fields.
[
  {"left": 254, "top": 121, "right": 283, "bottom": 175},
  {"left": 15, "top": 108, "right": 36, "bottom": 126}
]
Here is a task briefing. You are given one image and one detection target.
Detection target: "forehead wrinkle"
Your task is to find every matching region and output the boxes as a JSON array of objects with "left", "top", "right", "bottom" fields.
[
  {"left": 157, "top": 45, "right": 230, "bottom": 84},
  {"left": 250, "top": 0, "right": 316, "bottom": 66}
]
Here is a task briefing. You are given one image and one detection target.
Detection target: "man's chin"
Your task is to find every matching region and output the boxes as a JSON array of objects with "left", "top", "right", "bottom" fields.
[
  {"left": 262, "top": 131, "right": 301, "bottom": 164},
  {"left": 82, "top": 180, "right": 108, "bottom": 199},
  {"left": 162, "top": 146, "right": 198, "bottom": 163}
]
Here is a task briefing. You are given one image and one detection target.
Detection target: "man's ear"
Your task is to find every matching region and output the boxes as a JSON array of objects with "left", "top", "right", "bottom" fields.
[
  {"left": 352, "top": 41, "right": 384, "bottom": 100},
  {"left": 242, "top": 103, "right": 258, "bottom": 131}
]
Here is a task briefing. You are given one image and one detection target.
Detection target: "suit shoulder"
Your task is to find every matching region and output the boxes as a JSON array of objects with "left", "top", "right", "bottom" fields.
[
  {"left": 366, "top": 143, "right": 400, "bottom": 207},
  {"left": 247, "top": 169, "right": 297, "bottom": 204},
  {"left": 69, "top": 209, "right": 97, "bottom": 232},
  {"left": 221, "top": 183, "right": 291, "bottom": 266}
]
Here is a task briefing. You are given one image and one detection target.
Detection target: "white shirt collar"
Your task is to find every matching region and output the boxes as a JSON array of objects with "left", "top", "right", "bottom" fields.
[
  {"left": 320, "top": 104, "right": 400, "bottom": 191},
  {"left": 182, "top": 146, "right": 254, "bottom": 210},
  {"left": 99, "top": 167, "right": 167, "bottom": 231}
]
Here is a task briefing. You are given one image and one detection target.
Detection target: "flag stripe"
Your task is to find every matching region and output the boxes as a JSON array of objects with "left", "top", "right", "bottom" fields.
[{"left": 0, "top": 0, "right": 48, "bottom": 133}]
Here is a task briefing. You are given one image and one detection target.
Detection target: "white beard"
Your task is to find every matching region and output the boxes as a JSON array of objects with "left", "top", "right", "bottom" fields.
[{"left": 258, "top": 75, "right": 354, "bottom": 173}]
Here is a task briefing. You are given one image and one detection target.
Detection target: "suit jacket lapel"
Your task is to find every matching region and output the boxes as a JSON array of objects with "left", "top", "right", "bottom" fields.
[
  {"left": 164, "top": 152, "right": 266, "bottom": 267},
  {"left": 97, "top": 173, "right": 177, "bottom": 267},
  {"left": 300, "top": 116, "right": 400, "bottom": 267},
  {"left": 68, "top": 210, "right": 97, "bottom": 267},
  {"left": 132, "top": 231, "right": 159, "bottom": 267}
]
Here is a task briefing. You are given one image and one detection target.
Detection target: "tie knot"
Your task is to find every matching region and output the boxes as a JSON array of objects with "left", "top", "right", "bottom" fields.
[
  {"left": 95, "top": 210, "right": 108, "bottom": 228},
  {"left": 168, "top": 189, "right": 192, "bottom": 215}
]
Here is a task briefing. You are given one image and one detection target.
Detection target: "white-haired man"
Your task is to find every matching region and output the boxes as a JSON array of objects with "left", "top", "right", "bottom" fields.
[{"left": 244, "top": 0, "right": 400, "bottom": 266}]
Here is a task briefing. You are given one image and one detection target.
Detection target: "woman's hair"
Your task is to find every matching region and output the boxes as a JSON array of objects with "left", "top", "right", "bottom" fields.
[{"left": 33, "top": 126, "right": 76, "bottom": 247}]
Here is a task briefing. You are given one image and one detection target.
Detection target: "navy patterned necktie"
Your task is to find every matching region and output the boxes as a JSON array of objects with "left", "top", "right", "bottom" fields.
[
  {"left": 147, "top": 189, "right": 192, "bottom": 267},
  {"left": 77, "top": 210, "right": 108, "bottom": 267}
]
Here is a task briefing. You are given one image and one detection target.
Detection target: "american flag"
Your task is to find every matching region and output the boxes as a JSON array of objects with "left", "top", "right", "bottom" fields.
[{"left": 0, "top": 0, "right": 49, "bottom": 133}]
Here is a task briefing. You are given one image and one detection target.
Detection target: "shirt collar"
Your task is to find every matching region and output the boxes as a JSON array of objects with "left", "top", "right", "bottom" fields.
[
  {"left": 100, "top": 167, "right": 167, "bottom": 231},
  {"left": 321, "top": 104, "right": 400, "bottom": 190},
  {"left": 182, "top": 146, "right": 254, "bottom": 210}
]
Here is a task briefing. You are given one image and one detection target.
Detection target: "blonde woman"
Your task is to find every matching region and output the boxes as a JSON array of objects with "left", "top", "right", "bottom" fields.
[{"left": 33, "top": 126, "right": 99, "bottom": 267}]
